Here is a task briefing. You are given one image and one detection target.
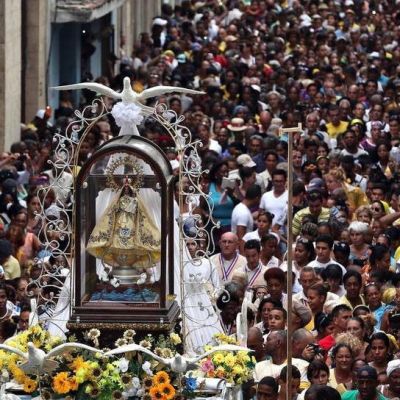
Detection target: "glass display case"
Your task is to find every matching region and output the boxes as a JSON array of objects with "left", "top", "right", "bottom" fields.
[{"left": 68, "top": 135, "right": 179, "bottom": 331}]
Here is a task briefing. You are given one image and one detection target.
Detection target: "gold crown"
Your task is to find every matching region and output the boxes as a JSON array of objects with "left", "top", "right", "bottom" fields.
[{"left": 105, "top": 156, "right": 144, "bottom": 193}]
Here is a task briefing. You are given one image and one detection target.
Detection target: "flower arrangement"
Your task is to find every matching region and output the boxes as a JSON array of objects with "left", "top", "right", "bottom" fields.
[
  {"left": 1, "top": 327, "right": 252, "bottom": 399},
  {"left": 0, "top": 324, "right": 63, "bottom": 394},
  {"left": 197, "top": 334, "right": 256, "bottom": 385},
  {"left": 1, "top": 326, "right": 183, "bottom": 399}
]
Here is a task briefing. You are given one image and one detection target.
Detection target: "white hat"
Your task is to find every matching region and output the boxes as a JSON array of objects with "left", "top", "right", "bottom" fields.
[
  {"left": 236, "top": 154, "right": 256, "bottom": 168},
  {"left": 152, "top": 17, "right": 168, "bottom": 26},
  {"left": 269, "top": 60, "right": 281, "bottom": 68},
  {"left": 227, "top": 117, "right": 248, "bottom": 132},
  {"left": 170, "top": 159, "right": 179, "bottom": 170},
  {"left": 387, "top": 360, "right": 400, "bottom": 377},
  {"left": 45, "top": 205, "right": 61, "bottom": 219},
  {"left": 36, "top": 109, "right": 46, "bottom": 119},
  {"left": 368, "top": 51, "right": 380, "bottom": 59}
]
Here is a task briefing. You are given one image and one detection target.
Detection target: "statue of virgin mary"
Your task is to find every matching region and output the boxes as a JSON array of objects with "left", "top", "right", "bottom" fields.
[{"left": 86, "top": 180, "right": 161, "bottom": 270}]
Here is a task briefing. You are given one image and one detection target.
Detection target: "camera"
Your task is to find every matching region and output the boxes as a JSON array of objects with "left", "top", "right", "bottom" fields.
[{"left": 308, "top": 343, "right": 324, "bottom": 355}]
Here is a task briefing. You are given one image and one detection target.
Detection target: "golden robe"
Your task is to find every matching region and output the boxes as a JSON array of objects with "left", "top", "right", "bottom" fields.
[{"left": 86, "top": 189, "right": 161, "bottom": 268}]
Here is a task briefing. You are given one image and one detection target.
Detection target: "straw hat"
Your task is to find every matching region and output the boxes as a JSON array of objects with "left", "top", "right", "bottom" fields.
[{"left": 227, "top": 117, "right": 248, "bottom": 132}]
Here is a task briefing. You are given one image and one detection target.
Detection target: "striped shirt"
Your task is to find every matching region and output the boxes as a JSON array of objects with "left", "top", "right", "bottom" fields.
[{"left": 292, "top": 207, "right": 331, "bottom": 237}]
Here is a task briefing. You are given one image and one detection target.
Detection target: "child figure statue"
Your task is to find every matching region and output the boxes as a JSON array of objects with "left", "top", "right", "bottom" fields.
[{"left": 86, "top": 178, "right": 161, "bottom": 285}]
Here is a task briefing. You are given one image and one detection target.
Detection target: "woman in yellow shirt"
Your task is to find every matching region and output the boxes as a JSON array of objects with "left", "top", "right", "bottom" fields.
[
  {"left": 324, "top": 168, "right": 368, "bottom": 216},
  {"left": 305, "top": 283, "right": 328, "bottom": 332}
]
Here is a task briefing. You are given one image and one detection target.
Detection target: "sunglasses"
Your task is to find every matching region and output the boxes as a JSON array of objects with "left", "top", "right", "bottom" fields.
[{"left": 297, "top": 237, "right": 310, "bottom": 245}]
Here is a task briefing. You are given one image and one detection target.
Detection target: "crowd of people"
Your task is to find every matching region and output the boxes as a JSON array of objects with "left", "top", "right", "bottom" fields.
[{"left": 3, "top": 0, "right": 400, "bottom": 398}]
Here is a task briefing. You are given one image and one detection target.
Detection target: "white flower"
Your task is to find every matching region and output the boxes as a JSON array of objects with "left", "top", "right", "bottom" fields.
[
  {"left": 115, "top": 338, "right": 128, "bottom": 347},
  {"left": 111, "top": 102, "right": 144, "bottom": 128},
  {"left": 118, "top": 357, "right": 129, "bottom": 373},
  {"left": 131, "top": 377, "right": 140, "bottom": 388},
  {"left": 1, "top": 369, "right": 9, "bottom": 381},
  {"left": 123, "top": 329, "right": 136, "bottom": 339},
  {"left": 139, "top": 340, "right": 151, "bottom": 348},
  {"left": 137, "top": 388, "right": 144, "bottom": 397},
  {"left": 142, "top": 361, "right": 153, "bottom": 376},
  {"left": 88, "top": 328, "right": 100, "bottom": 339}
]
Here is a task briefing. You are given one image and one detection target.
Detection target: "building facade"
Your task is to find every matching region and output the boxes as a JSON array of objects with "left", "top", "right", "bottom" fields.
[{"left": 0, "top": 0, "right": 162, "bottom": 152}]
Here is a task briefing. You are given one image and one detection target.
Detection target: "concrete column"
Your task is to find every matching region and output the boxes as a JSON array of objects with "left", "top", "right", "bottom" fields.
[
  {"left": 0, "top": 0, "right": 22, "bottom": 152},
  {"left": 131, "top": 0, "right": 161, "bottom": 44},
  {"left": 119, "top": 0, "right": 134, "bottom": 58},
  {"left": 23, "top": 0, "right": 49, "bottom": 124}
]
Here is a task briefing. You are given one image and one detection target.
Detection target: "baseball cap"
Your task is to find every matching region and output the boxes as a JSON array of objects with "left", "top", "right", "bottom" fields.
[
  {"left": 357, "top": 366, "right": 378, "bottom": 380},
  {"left": 307, "top": 178, "right": 325, "bottom": 192},
  {"left": 237, "top": 154, "right": 256, "bottom": 168}
]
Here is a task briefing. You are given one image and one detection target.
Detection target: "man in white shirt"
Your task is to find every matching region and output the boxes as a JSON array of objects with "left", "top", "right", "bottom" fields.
[
  {"left": 308, "top": 234, "right": 347, "bottom": 276},
  {"left": 210, "top": 232, "right": 247, "bottom": 282},
  {"left": 231, "top": 185, "right": 261, "bottom": 241},
  {"left": 254, "top": 330, "right": 309, "bottom": 388},
  {"left": 235, "top": 239, "right": 267, "bottom": 289},
  {"left": 340, "top": 129, "right": 368, "bottom": 160},
  {"left": 259, "top": 169, "right": 288, "bottom": 227}
]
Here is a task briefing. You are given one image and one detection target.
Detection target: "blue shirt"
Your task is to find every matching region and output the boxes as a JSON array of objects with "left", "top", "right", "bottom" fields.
[{"left": 209, "top": 182, "right": 234, "bottom": 227}]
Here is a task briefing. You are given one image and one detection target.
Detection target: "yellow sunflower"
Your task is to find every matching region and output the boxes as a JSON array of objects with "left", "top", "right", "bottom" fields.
[
  {"left": 87, "top": 384, "right": 100, "bottom": 398},
  {"left": 53, "top": 372, "right": 72, "bottom": 394},
  {"left": 121, "top": 373, "right": 131, "bottom": 386},
  {"left": 159, "top": 382, "right": 175, "bottom": 400},
  {"left": 112, "top": 390, "right": 123, "bottom": 399},
  {"left": 153, "top": 371, "right": 170, "bottom": 385},
  {"left": 23, "top": 377, "right": 38, "bottom": 393},
  {"left": 144, "top": 377, "right": 154, "bottom": 389}
]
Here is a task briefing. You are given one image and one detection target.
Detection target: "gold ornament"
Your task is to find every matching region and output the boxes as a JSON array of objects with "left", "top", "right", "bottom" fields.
[{"left": 105, "top": 156, "right": 144, "bottom": 193}]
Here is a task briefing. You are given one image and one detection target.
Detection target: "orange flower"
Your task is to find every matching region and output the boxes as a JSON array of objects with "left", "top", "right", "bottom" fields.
[
  {"left": 53, "top": 372, "right": 72, "bottom": 394},
  {"left": 159, "top": 382, "right": 175, "bottom": 400},
  {"left": 153, "top": 371, "right": 170, "bottom": 385},
  {"left": 69, "top": 377, "right": 79, "bottom": 391},
  {"left": 149, "top": 385, "right": 166, "bottom": 400},
  {"left": 23, "top": 377, "right": 37, "bottom": 393}
]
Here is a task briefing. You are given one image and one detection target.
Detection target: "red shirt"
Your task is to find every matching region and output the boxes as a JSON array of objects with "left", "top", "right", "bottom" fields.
[{"left": 319, "top": 335, "right": 336, "bottom": 352}]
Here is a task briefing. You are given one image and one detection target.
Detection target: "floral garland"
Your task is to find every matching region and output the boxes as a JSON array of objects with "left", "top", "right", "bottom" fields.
[{"left": 1, "top": 326, "right": 253, "bottom": 399}]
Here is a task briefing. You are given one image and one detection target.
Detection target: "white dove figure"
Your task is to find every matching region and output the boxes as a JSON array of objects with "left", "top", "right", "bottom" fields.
[
  {"left": 52, "top": 77, "right": 205, "bottom": 116},
  {"left": 105, "top": 344, "right": 251, "bottom": 374},
  {"left": 0, "top": 342, "right": 102, "bottom": 374}
]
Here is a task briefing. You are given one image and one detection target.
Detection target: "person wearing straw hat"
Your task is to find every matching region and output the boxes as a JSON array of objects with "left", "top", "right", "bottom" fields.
[{"left": 227, "top": 117, "right": 248, "bottom": 143}]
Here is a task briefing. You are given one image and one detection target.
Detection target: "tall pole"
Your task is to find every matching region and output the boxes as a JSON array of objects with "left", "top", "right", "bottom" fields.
[{"left": 279, "top": 123, "right": 302, "bottom": 399}]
